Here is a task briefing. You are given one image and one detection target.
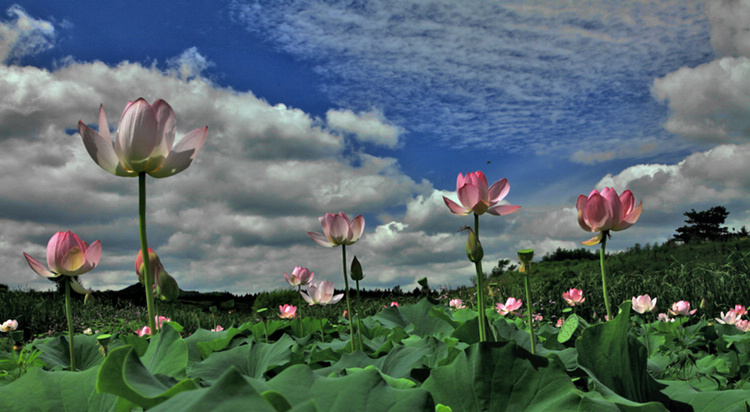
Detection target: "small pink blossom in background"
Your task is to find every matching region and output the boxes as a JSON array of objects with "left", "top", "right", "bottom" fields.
[
  {"left": 383, "top": 301, "right": 399, "bottom": 308},
  {"left": 576, "top": 187, "right": 642, "bottom": 245},
  {"left": 284, "top": 266, "right": 314, "bottom": 287},
  {"left": 556, "top": 318, "right": 564, "bottom": 328},
  {"left": 736, "top": 320, "right": 750, "bottom": 333},
  {"left": 307, "top": 212, "right": 365, "bottom": 247},
  {"left": 631, "top": 294, "right": 657, "bottom": 314},
  {"left": 211, "top": 325, "right": 224, "bottom": 332},
  {"left": 533, "top": 313, "right": 543, "bottom": 323},
  {"left": 716, "top": 309, "right": 741, "bottom": 325},
  {"left": 279, "top": 304, "right": 298, "bottom": 319},
  {"left": 136, "top": 326, "right": 151, "bottom": 337},
  {"left": 342, "top": 310, "right": 348, "bottom": 319},
  {"left": 301, "top": 281, "right": 344, "bottom": 306},
  {"left": 496, "top": 297, "right": 522, "bottom": 316},
  {"left": 1, "top": 319, "right": 18, "bottom": 332},
  {"left": 450, "top": 299, "right": 466, "bottom": 309},
  {"left": 442, "top": 171, "right": 521, "bottom": 216},
  {"left": 669, "top": 301, "right": 696, "bottom": 316},
  {"left": 734, "top": 305, "right": 748, "bottom": 317},
  {"left": 562, "top": 288, "right": 585, "bottom": 306},
  {"left": 657, "top": 313, "right": 674, "bottom": 322},
  {"left": 155, "top": 315, "right": 171, "bottom": 330}
]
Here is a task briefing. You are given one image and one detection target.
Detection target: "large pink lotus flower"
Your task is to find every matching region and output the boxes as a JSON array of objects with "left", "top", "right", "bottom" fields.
[
  {"left": 631, "top": 294, "right": 657, "bottom": 314},
  {"left": 78, "top": 98, "right": 208, "bottom": 178},
  {"left": 300, "top": 281, "right": 344, "bottom": 306},
  {"left": 284, "top": 267, "right": 314, "bottom": 286},
  {"left": 668, "top": 301, "right": 696, "bottom": 316},
  {"left": 716, "top": 309, "right": 741, "bottom": 325},
  {"left": 279, "top": 304, "right": 298, "bottom": 319},
  {"left": 443, "top": 171, "right": 521, "bottom": 216},
  {"left": 736, "top": 319, "right": 750, "bottom": 333},
  {"left": 24, "top": 231, "right": 101, "bottom": 295},
  {"left": 562, "top": 288, "right": 586, "bottom": 306},
  {"left": 308, "top": 212, "right": 365, "bottom": 247},
  {"left": 1, "top": 319, "right": 18, "bottom": 332},
  {"left": 576, "top": 188, "right": 642, "bottom": 245},
  {"left": 496, "top": 297, "right": 523, "bottom": 316}
]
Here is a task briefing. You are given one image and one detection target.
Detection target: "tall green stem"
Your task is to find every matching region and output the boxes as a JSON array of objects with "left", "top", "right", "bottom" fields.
[
  {"left": 64, "top": 277, "right": 76, "bottom": 371},
  {"left": 523, "top": 265, "right": 536, "bottom": 355},
  {"left": 139, "top": 172, "right": 156, "bottom": 333},
  {"left": 600, "top": 234, "right": 612, "bottom": 321},
  {"left": 341, "top": 245, "right": 356, "bottom": 351},
  {"left": 355, "top": 279, "right": 363, "bottom": 351},
  {"left": 473, "top": 213, "right": 487, "bottom": 342}
]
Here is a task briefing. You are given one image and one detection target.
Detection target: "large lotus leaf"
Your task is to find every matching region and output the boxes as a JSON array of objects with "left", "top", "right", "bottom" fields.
[
  {"left": 187, "top": 334, "right": 295, "bottom": 383},
  {"left": 0, "top": 365, "right": 118, "bottom": 411},
  {"left": 314, "top": 344, "right": 432, "bottom": 379},
  {"left": 372, "top": 298, "right": 454, "bottom": 337},
  {"left": 576, "top": 301, "right": 669, "bottom": 405},
  {"left": 96, "top": 344, "right": 199, "bottom": 409},
  {"left": 660, "top": 379, "right": 750, "bottom": 411},
  {"left": 36, "top": 333, "right": 104, "bottom": 371},
  {"left": 263, "top": 363, "right": 435, "bottom": 411},
  {"left": 422, "top": 341, "right": 582, "bottom": 411},
  {"left": 149, "top": 367, "right": 279, "bottom": 412},
  {"left": 141, "top": 322, "right": 189, "bottom": 379},
  {"left": 183, "top": 327, "right": 230, "bottom": 363},
  {"left": 190, "top": 323, "right": 254, "bottom": 360}
]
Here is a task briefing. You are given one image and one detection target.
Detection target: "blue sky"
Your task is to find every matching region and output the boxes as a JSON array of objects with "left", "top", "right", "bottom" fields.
[{"left": 3, "top": 1, "right": 750, "bottom": 295}]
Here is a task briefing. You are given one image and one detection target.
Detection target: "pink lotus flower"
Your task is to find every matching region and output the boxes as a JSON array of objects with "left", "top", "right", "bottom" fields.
[
  {"left": 1, "top": 319, "right": 18, "bottom": 332},
  {"left": 308, "top": 212, "right": 365, "bottom": 247},
  {"left": 135, "top": 248, "right": 164, "bottom": 286},
  {"left": 301, "top": 281, "right": 344, "bottom": 306},
  {"left": 388, "top": 301, "right": 399, "bottom": 307},
  {"left": 284, "top": 266, "right": 314, "bottom": 286},
  {"left": 135, "top": 326, "right": 151, "bottom": 337},
  {"left": 78, "top": 98, "right": 208, "bottom": 178},
  {"left": 496, "top": 297, "right": 523, "bottom": 315},
  {"left": 668, "top": 301, "right": 696, "bottom": 316},
  {"left": 279, "top": 304, "right": 298, "bottom": 319},
  {"left": 576, "top": 188, "right": 642, "bottom": 245},
  {"left": 562, "top": 288, "right": 585, "bottom": 306},
  {"left": 443, "top": 171, "right": 521, "bottom": 216},
  {"left": 734, "top": 305, "right": 748, "bottom": 317},
  {"left": 657, "top": 313, "right": 674, "bottom": 322},
  {"left": 155, "top": 316, "right": 170, "bottom": 330},
  {"left": 716, "top": 309, "right": 741, "bottom": 325},
  {"left": 736, "top": 319, "right": 750, "bottom": 333},
  {"left": 24, "top": 231, "right": 101, "bottom": 295},
  {"left": 631, "top": 294, "right": 657, "bottom": 314},
  {"left": 556, "top": 318, "right": 564, "bottom": 328},
  {"left": 211, "top": 325, "right": 224, "bottom": 332},
  {"left": 449, "top": 299, "right": 466, "bottom": 309}
]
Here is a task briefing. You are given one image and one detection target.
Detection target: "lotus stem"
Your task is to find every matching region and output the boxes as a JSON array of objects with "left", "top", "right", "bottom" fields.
[
  {"left": 341, "top": 245, "right": 356, "bottom": 351},
  {"left": 64, "top": 277, "right": 76, "bottom": 371},
  {"left": 355, "top": 278, "right": 363, "bottom": 351},
  {"left": 600, "top": 235, "right": 612, "bottom": 321},
  {"left": 522, "top": 264, "right": 536, "bottom": 355},
  {"left": 474, "top": 213, "right": 487, "bottom": 342},
  {"left": 139, "top": 172, "right": 157, "bottom": 334}
]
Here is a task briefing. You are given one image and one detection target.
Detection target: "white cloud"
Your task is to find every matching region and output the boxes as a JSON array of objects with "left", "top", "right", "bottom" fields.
[
  {"left": 167, "top": 47, "right": 215, "bottom": 80},
  {"left": 0, "top": 5, "right": 55, "bottom": 63},
  {"left": 326, "top": 108, "right": 401, "bottom": 148},
  {"left": 706, "top": 0, "right": 750, "bottom": 57}
]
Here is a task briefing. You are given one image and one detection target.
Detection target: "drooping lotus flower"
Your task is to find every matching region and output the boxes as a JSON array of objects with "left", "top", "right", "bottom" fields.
[
  {"left": 23, "top": 231, "right": 101, "bottom": 295},
  {"left": 78, "top": 98, "right": 208, "bottom": 178},
  {"left": 576, "top": 188, "right": 642, "bottom": 245},
  {"left": 307, "top": 212, "right": 365, "bottom": 247},
  {"left": 300, "top": 281, "right": 344, "bottom": 306},
  {"left": 279, "top": 304, "right": 298, "bottom": 319},
  {"left": 562, "top": 288, "right": 585, "bottom": 307},
  {"left": 1, "top": 319, "right": 18, "bottom": 332},
  {"left": 631, "top": 294, "right": 657, "bottom": 314},
  {"left": 443, "top": 171, "right": 521, "bottom": 216},
  {"left": 496, "top": 297, "right": 523, "bottom": 316},
  {"left": 135, "top": 249, "right": 180, "bottom": 302},
  {"left": 284, "top": 266, "right": 314, "bottom": 286},
  {"left": 668, "top": 301, "right": 696, "bottom": 316}
]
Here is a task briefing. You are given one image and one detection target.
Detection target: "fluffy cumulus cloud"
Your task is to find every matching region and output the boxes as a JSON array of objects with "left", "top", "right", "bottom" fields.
[
  {"left": 326, "top": 108, "right": 401, "bottom": 148},
  {"left": 167, "top": 47, "right": 215, "bottom": 80},
  {"left": 0, "top": 5, "right": 55, "bottom": 63}
]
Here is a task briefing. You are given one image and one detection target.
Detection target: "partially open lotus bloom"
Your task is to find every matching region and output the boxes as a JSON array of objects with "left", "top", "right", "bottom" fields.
[
  {"left": 669, "top": 301, "right": 696, "bottom": 316},
  {"left": 734, "top": 305, "right": 748, "bottom": 317},
  {"left": 449, "top": 299, "right": 466, "bottom": 309},
  {"left": 78, "top": 98, "right": 208, "bottom": 178},
  {"left": 496, "top": 297, "right": 523, "bottom": 315},
  {"left": 279, "top": 304, "right": 298, "bottom": 319},
  {"left": 300, "top": 281, "right": 344, "bottom": 306},
  {"left": 284, "top": 266, "right": 314, "bottom": 286},
  {"left": 24, "top": 231, "right": 101, "bottom": 295},
  {"left": 211, "top": 325, "right": 224, "bottom": 332},
  {"left": 631, "top": 294, "right": 657, "bottom": 314},
  {"left": 1, "top": 319, "right": 18, "bottom": 332},
  {"left": 716, "top": 309, "right": 741, "bottom": 325},
  {"left": 562, "top": 288, "right": 585, "bottom": 306},
  {"left": 577, "top": 188, "right": 642, "bottom": 245},
  {"left": 155, "top": 315, "right": 170, "bottom": 330},
  {"left": 308, "top": 212, "right": 365, "bottom": 247},
  {"left": 443, "top": 171, "right": 521, "bottom": 216},
  {"left": 135, "top": 326, "right": 151, "bottom": 337},
  {"left": 736, "top": 320, "right": 750, "bottom": 333}
]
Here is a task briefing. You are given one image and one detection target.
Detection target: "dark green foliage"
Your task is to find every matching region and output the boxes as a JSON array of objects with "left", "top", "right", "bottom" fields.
[
  {"left": 541, "top": 247, "right": 599, "bottom": 262},
  {"left": 673, "top": 206, "right": 730, "bottom": 244}
]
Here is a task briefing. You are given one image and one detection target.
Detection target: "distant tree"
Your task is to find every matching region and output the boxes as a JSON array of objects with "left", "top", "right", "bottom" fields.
[
  {"left": 489, "top": 259, "right": 517, "bottom": 278},
  {"left": 673, "top": 206, "right": 730, "bottom": 244},
  {"left": 541, "top": 247, "right": 599, "bottom": 262}
]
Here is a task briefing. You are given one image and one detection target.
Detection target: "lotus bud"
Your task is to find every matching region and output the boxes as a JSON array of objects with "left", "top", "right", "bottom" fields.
[
  {"left": 465, "top": 228, "right": 483, "bottom": 263},
  {"left": 156, "top": 270, "right": 180, "bottom": 302},
  {"left": 350, "top": 256, "right": 364, "bottom": 281}
]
